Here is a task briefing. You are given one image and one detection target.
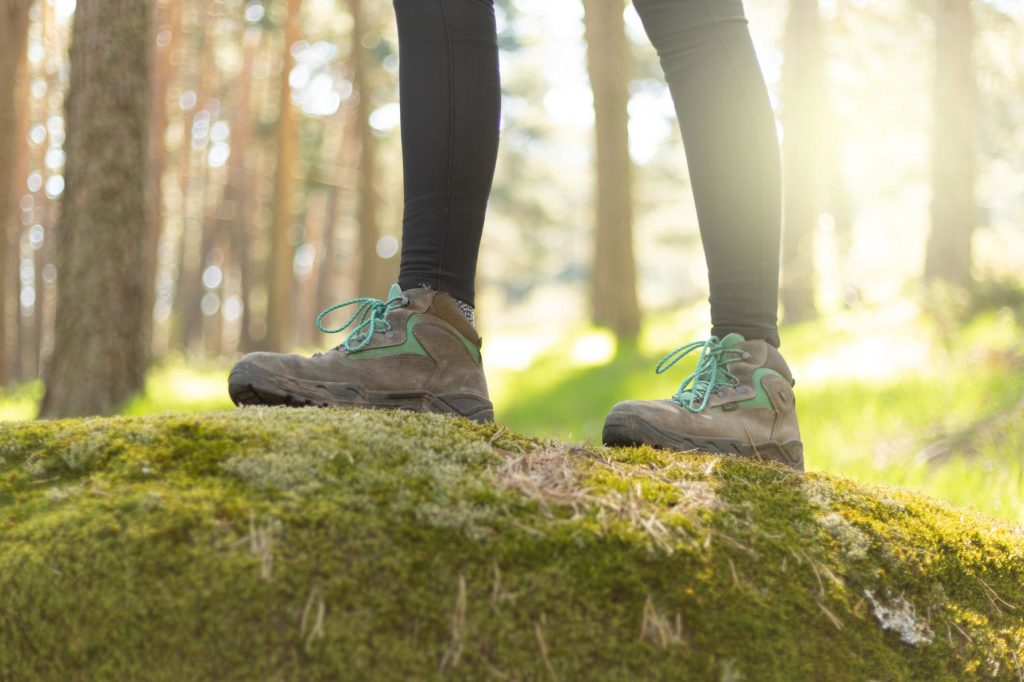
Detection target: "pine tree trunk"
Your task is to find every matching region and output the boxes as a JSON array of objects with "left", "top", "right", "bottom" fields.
[
  {"left": 39, "top": 0, "right": 152, "bottom": 417},
  {"left": 180, "top": 18, "right": 217, "bottom": 354},
  {"left": 315, "top": 108, "right": 358, "bottom": 316},
  {"left": 172, "top": 10, "right": 211, "bottom": 352},
  {"left": 924, "top": 0, "right": 975, "bottom": 286},
  {"left": 350, "top": 0, "right": 391, "bottom": 298},
  {"left": 265, "top": 0, "right": 302, "bottom": 352},
  {"left": 224, "top": 30, "right": 260, "bottom": 353},
  {"left": 0, "top": 0, "right": 32, "bottom": 386},
  {"left": 582, "top": 0, "right": 641, "bottom": 344},
  {"left": 780, "top": 0, "right": 824, "bottom": 324},
  {"left": 5, "top": 64, "right": 30, "bottom": 387},
  {"left": 143, "top": 0, "right": 180, "bottom": 360}
]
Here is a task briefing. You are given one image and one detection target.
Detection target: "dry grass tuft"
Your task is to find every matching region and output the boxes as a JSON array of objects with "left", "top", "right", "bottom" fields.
[
  {"left": 640, "top": 595, "right": 688, "bottom": 649},
  {"left": 491, "top": 445, "right": 723, "bottom": 552}
]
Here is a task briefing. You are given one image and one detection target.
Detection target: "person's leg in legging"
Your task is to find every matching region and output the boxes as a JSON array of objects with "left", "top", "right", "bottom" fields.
[
  {"left": 633, "top": 0, "right": 782, "bottom": 348},
  {"left": 228, "top": 1, "right": 500, "bottom": 417},
  {"left": 604, "top": 1, "right": 801, "bottom": 469},
  {"left": 393, "top": 0, "right": 501, "bottom": 315}
]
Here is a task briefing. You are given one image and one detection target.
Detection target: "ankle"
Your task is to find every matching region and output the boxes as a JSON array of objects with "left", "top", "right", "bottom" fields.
[
  {"left": 411, "top": 282, "right": 475, "bottom": 328},
  {"left": 452, "top": 298, "right": 475, "bottom": 327}
]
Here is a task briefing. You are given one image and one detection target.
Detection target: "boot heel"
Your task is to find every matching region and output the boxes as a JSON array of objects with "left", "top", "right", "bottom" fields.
[
  {"left": 437, "top": 394, "right": 495, "bottom": 423},
  {"left": 748, "top": 440, "right": 804, "bottom": 471}
]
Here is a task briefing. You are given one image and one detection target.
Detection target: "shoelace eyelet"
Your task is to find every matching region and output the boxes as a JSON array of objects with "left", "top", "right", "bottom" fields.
[
  {"left": 317, "top": 293, "right": 409, "bottom": 352},
  {"left": 656, "top": 337, "right": 748, "bottom": 413}
]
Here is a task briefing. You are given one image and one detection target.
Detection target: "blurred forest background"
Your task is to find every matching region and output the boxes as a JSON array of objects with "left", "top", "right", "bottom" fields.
[{"left": 1, "top": 0, "right": 1023, "bottom": 520}]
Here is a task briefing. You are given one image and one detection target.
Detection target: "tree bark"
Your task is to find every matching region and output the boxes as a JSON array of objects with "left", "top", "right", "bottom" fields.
[
  {"left": 0, "top": 0, "right": 32, "bottom": 386},
  {"left": 143, "top": 0, "right": 180, "bottom": 359},
  {"left": 223, "top": 29, "right": 260, "bottom": 354},
  {"left": 582, "top": 0, "right": 641, "bottom": 343},
  {"left": 924, "top": 0, "right": 975, "bottom": 286},
  {"left": 7, "top": 66, "right": 31, "bottom": 387},
  {"left": 40, "top": 0, "right": 152, "bottom": 417},
  {"left": 780, "top": 0, "right": 824, "bottom": 324},
  {"left": 316, "top": 109, "right": 358, "bottom": 316},
  {"left": 168, "top": 0, "right": 199, "bottom": 353},
  {"left": 179, "top": 16, "right": 217, "bottom": 354},
  {"left": 350, "top": 0, "right": 392, "bottom": 298},
  {"left": 265, "top": 0, "right": 302, "bottom": 352}
]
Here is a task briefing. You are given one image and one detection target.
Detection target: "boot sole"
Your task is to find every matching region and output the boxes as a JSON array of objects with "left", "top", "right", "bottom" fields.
[
  {"left": 602, "top": 414, "right": 804, "bottom": 471},
  {"left": 228, "top": 363, "right": 495, "bottom": 424}
]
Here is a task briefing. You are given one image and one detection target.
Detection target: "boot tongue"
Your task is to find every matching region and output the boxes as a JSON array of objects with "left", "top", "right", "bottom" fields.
[
  {"left": 386, "top": 283, "right": 403, "bottom": 301},
  {"left": 718, "top": 332, "right": 747, "bottom": 349}
]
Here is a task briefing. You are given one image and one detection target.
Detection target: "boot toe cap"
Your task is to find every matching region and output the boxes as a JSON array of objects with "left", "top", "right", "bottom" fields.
[
  {"left": 228, "top": 352, "right": 303, "bottom": 405},
  {"left": 606, "top": 398, "right": 682, "bottom": 422}
]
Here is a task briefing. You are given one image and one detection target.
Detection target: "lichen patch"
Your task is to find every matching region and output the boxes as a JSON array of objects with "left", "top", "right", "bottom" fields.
[
  {"left": 864, "top": 590, "right": 934, "bottom": 646},
  {"left": 804, "top": 478, "right": 873, "bottom": 561}
]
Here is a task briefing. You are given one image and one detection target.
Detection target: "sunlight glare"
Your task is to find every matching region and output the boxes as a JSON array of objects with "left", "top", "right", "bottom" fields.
[{"left": 569, "top": 330, "right": 616, "bottom": 367}]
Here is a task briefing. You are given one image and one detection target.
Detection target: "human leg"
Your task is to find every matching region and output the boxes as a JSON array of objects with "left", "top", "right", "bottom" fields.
[
  {"left": 394, "top": 0, "right": 501, "bottom": 308},
  {"left": 603, "top": 1, "right": 800, "bottom": 468},
  {"left": 633, "top": 0, "right": 781, "bottom": 347},
  {"left": 227, "top": 1, "right": 498, "bottom": 420}
]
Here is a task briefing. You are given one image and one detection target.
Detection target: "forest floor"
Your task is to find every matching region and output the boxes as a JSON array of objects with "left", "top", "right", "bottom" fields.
[
  {"left": 2, "top": 299, "right": 1022, "bottom": 523},
  {"left": 2, "top": 408, "right": 1023, "bottom": 679}
]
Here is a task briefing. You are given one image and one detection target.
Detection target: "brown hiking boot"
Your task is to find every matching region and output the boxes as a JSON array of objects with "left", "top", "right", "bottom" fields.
[
  {"left": 228, "top": 285, "right": 493, "bottom": 422},
  {"left": 602, "top": 333, "right": 803, "bottom": 470}
]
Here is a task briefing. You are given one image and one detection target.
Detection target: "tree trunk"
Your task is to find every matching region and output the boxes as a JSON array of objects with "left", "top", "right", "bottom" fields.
[
  {"left": 179, "top": 16, "right": 217, "bottom": 355},
  {"left": 316, "top": 109, "right": 358, "bottom": 316},
  {"left": 172, "top": 9, "right": 211, "bottom": 356},
  {"left": 581, "top": 0, "right": 640, "bottom": 344},
  {"left": 223, "top": 29, "right": 260, "bottom": 354},
  {"left": 19, "top": 0, "right": 49, "bottom": 382},
  {"left": 7, "top": 46, "right": 32, "bottom": 387},
  {"left": 40, "top": 0, "right": 152, "bottom": 417},
  {"left": 0, "top": 0, "right": 32, "bottom": 386},
  {"left": 780, "top": 0, "right": 824, "bottom": 324},
  {"left": 924, "top": 0, "right": 975, "bottom": 286},
  {"left": 350, "top": 0, "right": 391, "bottom": 298},
  {"left": 265, "top": 0, "right": 302, "bottom": 352},
  {"left": 143, "top": 0, "right": 180, "bottom": 359}
]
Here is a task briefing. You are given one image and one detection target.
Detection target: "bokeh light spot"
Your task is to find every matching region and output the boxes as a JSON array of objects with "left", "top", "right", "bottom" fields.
[
  {"left": 201, "top": 292, "right": 220, "bottom": 317},
  {"left": 202, "top": 265, "right": 223, "bottom": 290},
  {"left": 376, "top": 236, "right": 399, "bottom": 259}
]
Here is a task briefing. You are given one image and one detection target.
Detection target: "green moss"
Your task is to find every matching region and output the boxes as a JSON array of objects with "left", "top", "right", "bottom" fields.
[{"left": 1, "top": 408, "right": 1022, "bottom": 680}]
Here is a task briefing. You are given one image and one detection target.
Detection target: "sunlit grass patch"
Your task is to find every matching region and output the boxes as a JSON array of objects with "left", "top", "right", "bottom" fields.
[
  {"left": 494, "top": 302, "right": 1024, "bottom": 522},
  {"left": 120, "top": 357, "right": 232, "bottom": 416},
  {"left": 0, "top": 381, "right": 42, "bottom": 422}
]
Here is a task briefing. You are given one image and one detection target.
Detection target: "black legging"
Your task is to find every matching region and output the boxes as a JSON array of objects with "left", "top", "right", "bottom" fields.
[{"left": 394, "top": 0, "right": 782, "bottom": 348}]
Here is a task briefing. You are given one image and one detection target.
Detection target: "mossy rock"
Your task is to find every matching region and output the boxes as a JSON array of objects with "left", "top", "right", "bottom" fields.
[{"left": 1, "top": 409, "right": 1022, "bottom": 680}]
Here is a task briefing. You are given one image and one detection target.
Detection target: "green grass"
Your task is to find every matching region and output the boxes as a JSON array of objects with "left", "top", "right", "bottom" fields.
[
  {"left": 492, "top": 307, "right": 1024, "bottom": 524},
  {"left": 120, "top": 357, "right": 234, "bottom": 415},
  {"left": 0, "top": 359, "right": 235, "bottom": 421},
  {"left": 0, "top": 381, "right": 42, "bottom": 422},
  {"left": 3, "top": 302, "right": 1022, "bottom": 523},
  {"left": 1, "top": 409, "right": 1022, "bottom": 679}
]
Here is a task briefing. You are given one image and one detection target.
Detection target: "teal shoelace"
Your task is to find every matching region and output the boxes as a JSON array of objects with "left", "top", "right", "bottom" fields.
[
  {"left": 656, "top": 337, "right": 749, "bottom": 413},
  {"left": 316, "top": 293, "right": 409, "bottom": 352}
]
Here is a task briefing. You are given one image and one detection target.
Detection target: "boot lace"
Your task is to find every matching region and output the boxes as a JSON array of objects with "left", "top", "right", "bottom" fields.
[
  {"left": 656, "top": 337, "right": 749, "bottom": 413},
  {"left": 316, "top": 293, "right": 409, "bottom": 352}
]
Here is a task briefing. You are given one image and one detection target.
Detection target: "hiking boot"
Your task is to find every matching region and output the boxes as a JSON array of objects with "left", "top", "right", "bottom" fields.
[
  {"left": 228, "top": 284, "right": 494, "bottom": 422},
  {"left": 602, "top": 333, "right": 803, "bottom": 470}
]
